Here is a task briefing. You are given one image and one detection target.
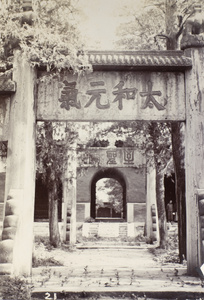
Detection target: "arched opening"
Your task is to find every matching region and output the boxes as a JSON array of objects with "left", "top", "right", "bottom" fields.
[
  {"left": 91, "top": 168, "right": 126, "bottom": 221},
  {"left": 96, "top": 178, "right": 123, "bottom": 218}
]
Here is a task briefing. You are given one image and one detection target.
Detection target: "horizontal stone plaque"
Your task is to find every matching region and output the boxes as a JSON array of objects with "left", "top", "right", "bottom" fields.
[
  {"left": 37, "top": 71, "right": 185, "bottom": 121},
  {"left": 77, "top": 147, "right": 145, "bottom": 168}
]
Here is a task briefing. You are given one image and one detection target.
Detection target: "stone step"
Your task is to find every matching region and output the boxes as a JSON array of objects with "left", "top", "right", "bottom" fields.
[
  {"left": 82, "top": 222, "right": 131, "bottom": 238},
  {"left": 119, "top": 225, "right": 127, "bottom": 236},
  {"left": 76, "top": 243, "right": 148, "bottom": 249},
  {"left": 88, "top": 224, "right": 99, "bottom": 236}
]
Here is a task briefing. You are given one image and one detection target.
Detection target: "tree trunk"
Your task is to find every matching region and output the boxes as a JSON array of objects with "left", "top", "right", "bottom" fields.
[
  {"left": 49, "top": 180, "right": 61, "bottom": 247},
  {"left": 165, "top": 0, "right": 186, "bottom": 261},
  {"left": 165, "top": 0, "right": 179, "bottom": 50},
  {"left": 44, "top": 121, "right": 61, "bottom": 248},
  {"left": 155, "top": 166, "right": 168, "bottom": 248},
  {"left": 166, "top": 34, "right": 178, "bottom": 50},
  {"left": 171, "top": 122, "right": 186, "bottom": 261}
]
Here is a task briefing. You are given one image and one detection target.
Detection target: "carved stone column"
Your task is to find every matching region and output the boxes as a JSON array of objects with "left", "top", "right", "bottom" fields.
[
  {"left": 181, "top": 7, "right": 204, "bottom": 274},
  {"left": 67, "top": 145, "right": 77, "bottom": 245},
  {"left": 146, "top": 160, "right": 159, "bottom": 242},
  {"left": 0, "top": 51, "right": 36, "bottom": 276}
]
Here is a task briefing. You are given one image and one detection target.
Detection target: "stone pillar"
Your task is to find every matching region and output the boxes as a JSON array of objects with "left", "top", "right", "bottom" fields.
[
  {"left": 181, "top": 5, "right": 204, "bottom": 274},
  {"left": 184, "top": 46, "right": 204, "bottom": 274},
  {"left": 127, "top": 203, "right": 134, "bottom": 223},
  {"left": 0, "top": 52, "right": 36, "bottom": 276},
  {"left": 68, "top": 146, "right": 77, "bottom": 245},
  {"left": 62, "top": 176, "right": 68, "bottom": 242},
  {"left": 146, "top": 161, "right": 159, "bottom": 242}
]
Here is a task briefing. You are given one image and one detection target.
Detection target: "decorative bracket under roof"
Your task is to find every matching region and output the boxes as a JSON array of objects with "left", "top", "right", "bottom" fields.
[{"left": 86, "top": 50, "right": 192, "bottom": 71}]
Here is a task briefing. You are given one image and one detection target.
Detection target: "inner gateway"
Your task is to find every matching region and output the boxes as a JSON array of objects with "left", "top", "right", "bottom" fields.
[
  {"left": 91, "top": 168, "right": 126, "bottom": 221},
  {"left": 96, "top": 178, "right": 123, "bottom": 219}
]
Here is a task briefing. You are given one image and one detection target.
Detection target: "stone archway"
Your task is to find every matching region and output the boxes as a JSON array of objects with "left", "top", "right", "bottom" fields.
[
  {"left": 1, "top": 27, "right": 204, "bottom": 275},
  {"left": 90, "top": 168, "right": 126, "bottom": 221}
]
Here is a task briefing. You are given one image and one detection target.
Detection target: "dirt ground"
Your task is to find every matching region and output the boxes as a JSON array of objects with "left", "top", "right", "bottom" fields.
[
  {"left": 30, "top": 225, "right": 204, "bottom": 299},
  {"left": 31, "top": 242, "right": 204, "bottom": 296}
]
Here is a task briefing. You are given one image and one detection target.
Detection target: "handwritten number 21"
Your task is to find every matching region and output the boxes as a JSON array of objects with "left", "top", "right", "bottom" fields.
[{"left": 45, "top": 292, "right": 57, "bottom": 299}]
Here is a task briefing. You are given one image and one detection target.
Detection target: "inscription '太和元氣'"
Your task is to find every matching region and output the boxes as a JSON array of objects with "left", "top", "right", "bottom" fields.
[{"left": 58, "top": 80, "right": 167, "bottom": 111}]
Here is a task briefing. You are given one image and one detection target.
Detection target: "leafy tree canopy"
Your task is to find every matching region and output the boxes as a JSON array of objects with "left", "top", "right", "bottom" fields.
[
  {"left": 115, "top": 0, "right": 203, "bottom": 50},
  {"left": 96, "top": 178, "right": 123, "bottom": 213},
  {"left": 0, "top": 0, "right": 90, "bottom": 73}
]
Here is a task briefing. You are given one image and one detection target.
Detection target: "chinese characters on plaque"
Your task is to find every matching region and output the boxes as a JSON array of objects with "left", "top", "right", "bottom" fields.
[
  {"left": 59, "top": 79, "right": 166, "bottom": 111},
  {"left": 80, "top": 149, "right": 137, "bottom": 167}
]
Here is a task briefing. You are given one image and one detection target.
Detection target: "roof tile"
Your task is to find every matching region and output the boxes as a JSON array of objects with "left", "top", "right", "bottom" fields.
[{"left": 86, "top": 51, "right": 192, "bottom": 70}]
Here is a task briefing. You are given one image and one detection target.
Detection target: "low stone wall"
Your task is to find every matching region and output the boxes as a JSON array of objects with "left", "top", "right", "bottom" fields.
[{"left": 82, "top": 222, "right": 144, "bottom": 238}]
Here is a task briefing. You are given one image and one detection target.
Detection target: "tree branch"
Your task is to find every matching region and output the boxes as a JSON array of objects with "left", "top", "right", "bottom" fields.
[
  {"left": 134, "top": 15, "right": 144, "bottom": 29},
  {"left": 155, "top": 34, "right": 169, "bottom": 40}
]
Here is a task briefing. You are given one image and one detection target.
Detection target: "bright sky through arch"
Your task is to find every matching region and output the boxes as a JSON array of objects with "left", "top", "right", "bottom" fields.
[{"left": 76, "top": 0, "right": 145, "bottom": 50}]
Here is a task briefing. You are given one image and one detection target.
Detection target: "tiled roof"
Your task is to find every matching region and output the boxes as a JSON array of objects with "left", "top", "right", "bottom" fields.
[{"left": 87, "top": 51, "right": 192, "bottom": 71}]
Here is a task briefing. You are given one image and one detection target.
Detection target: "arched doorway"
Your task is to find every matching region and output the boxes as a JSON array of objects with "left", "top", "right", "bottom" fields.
[{"left": 91, "top": 168, "right": 126, "bottom": 221}]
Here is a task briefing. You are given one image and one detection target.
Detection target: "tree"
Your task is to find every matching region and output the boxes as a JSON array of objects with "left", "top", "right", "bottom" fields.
[
  {"left": 115, "top": 0, "right": 166, "bottom": 50},
  {"left": 91, "top": 120, "right": 172, "bottom": 247},
  {"left": 0, "top": 0, "right": 90, "bottom": 73},
  {"left": 114, "top": 0, "right": 202, "bottom": 255},
  {"left": 96, "top": 178, "right": 123, "bottom": 217},
  {"left": 118, "top": 121, "right": 172, "bottom": 248},
  {"left": 115, "top": 0, "right": 199, "bottom": 51},
  {"left": 148, "top": 122, "right": 172, "bottom": 248},
  {"left": 155, "top": 0, "right": 196, "bottom": 260},
  {"left": 163, "top": 0, "right": 188, "bottom": 261},
  {"left": 104, "top": 178, "right": 123, "bottom": 214},
  {"left": 36, "top": 121, "right": 78, "bottom": 247},
  {"left": 0, "top": 0, "right": 91, "bottom": 247}
]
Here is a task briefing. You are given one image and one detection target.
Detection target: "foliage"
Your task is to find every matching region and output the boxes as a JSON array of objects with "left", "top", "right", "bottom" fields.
[
  {"left": 0, "top": 275, "right": 31, "bottom": 300},
  {"left": 150, "top": 228, "right": 180, "bottom": 264},
  {"left": 102, "top": 178, "right": 123, "bottom": 213},
  {"left": 91, "top": 121, "right": 149, "bottom": 152},
  {"left": 0, "top": 0, "right": 90, "bottom": 73},
  {"left": 33, "top": 236, "right": 65, "bottom": 267},
  {"left": 84, "top": 217, "right": 95, "bottom": 223},
  {"left": 32, "top": 256, "right": 63, "bottom": 267},
  {"left": 36, "top": 121, "right": 78, "bottom": 247},
  {"left": 147, "top": 122, "right": 172, "bottom": 171},
  {"left": 95, "top": 120, "right": 172, "bottom": 248},
  {"left": 91, "top": 120, "right": 172, "bottom": 170},
  {"left": 86, "top": 138, "right": 109, "bottom": 147},
  {"left": 115, "top": 0, "right": 166, "bottom": 50},
  {"left": 36, "top": 121, "right": 78, "bottom": 186},
  {"left": 115, "top": 0, "right": 202, "bottom": 50}
]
